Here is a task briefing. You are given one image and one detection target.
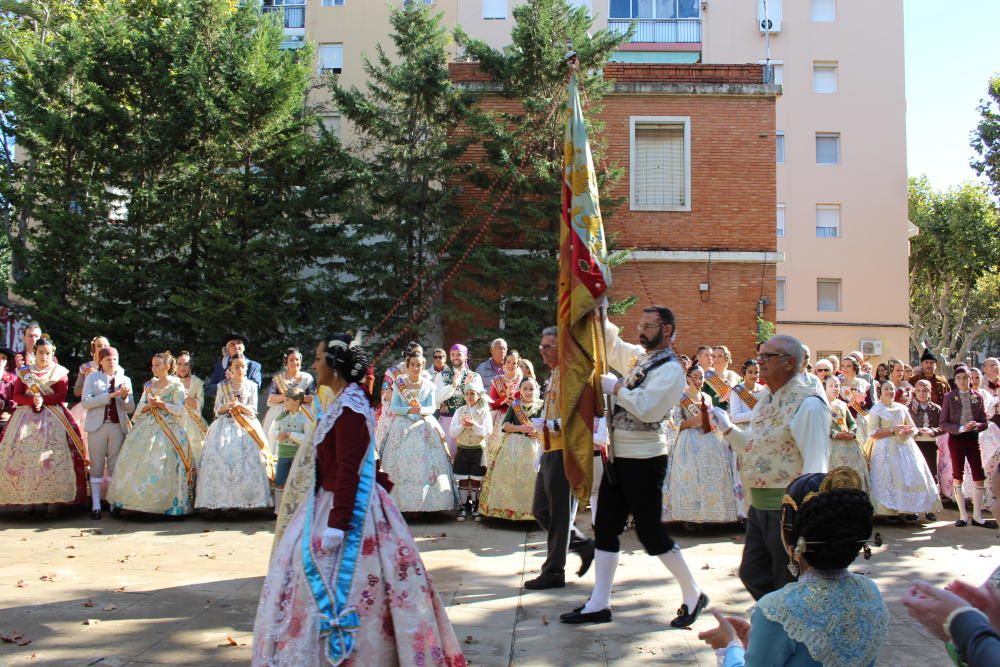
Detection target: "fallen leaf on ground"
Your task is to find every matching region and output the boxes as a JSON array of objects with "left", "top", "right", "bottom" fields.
[
  {"left": 83, "top": 600, "right": 96, "bottom": 608},
  {"left": 0, "top": 632, "right": 32, "bottom": 646},
  {"left": 16, "top": 580, "right": 26, "bottom": 588},
  {"left": 66, "top": 555, "right": 76, "bottom": 559},
  {"left": 65, "top": 545, "right": 75, "bottom": 549},
  {"left": 83, "top": 619, "right": 100, "bottom": 626},
  {"left": 216, "top": 636, "right": 243, "bottom": 648},
  {"left": 700, "top": 564, "right": 710, "bottom": 570},
  {"left": 110, "top": 586, "right": 127, "bottom": 593},
  {"left": 102, "top": 605, "right": 117, "bottom": 612},
  {"left": 463, "top": 635, "right": 476, "bottom": 645},
  {"left": 541, "top": 614, "right": 549, "bottom": 625},
  {"left": 39, "top": 574, "right": 55, "bottom": 582}
]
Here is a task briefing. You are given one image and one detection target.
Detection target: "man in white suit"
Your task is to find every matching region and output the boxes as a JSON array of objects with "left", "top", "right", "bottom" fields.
[{"left": 82, "top": 347, "right": 135, "bottom": 519}]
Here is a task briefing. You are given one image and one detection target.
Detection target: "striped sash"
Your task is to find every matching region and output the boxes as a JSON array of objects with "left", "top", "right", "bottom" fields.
[
  {"left": 222, "top": 382, "right": 275, "bottom": 480},
  {"left": 150, "top": 407, "right": 194, "bottom": 487},
  {"left": 44, "top": 405, "right": 88, "bottom": 462},
  {"left": 705, "top": 371, "right": 732, "bottom": 398},
  {"left": 733, "top": 383, "right": 758, "bottom": 410},
  {"left": 185, "top": 406, "right": 208, "bottom": 436}
]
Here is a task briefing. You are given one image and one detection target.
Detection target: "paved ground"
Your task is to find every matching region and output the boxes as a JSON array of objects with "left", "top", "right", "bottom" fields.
[{"left": 0, "top": 506, "right": 996, "bottom": 666}]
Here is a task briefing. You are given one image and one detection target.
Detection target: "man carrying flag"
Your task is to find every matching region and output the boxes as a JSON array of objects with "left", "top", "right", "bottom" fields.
[{"left": 554, "top": 64, "right": 707, "bottom": 628}]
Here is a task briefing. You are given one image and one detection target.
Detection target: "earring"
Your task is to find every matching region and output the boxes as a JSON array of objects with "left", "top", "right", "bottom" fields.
[{"left": 787, "top": 536, "right": 806, "bottom": 577}]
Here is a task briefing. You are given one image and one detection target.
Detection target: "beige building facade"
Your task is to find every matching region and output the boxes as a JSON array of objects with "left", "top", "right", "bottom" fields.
[{"left": 275, "top": 0, "right": 910, "bottom": 363}]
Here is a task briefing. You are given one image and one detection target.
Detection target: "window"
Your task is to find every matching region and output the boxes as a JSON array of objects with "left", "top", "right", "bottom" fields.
[
  {"left": 321, "top": 0, "right": 345, "bottom": 6},
  {"left": 813, "top": 62, "right": 838, "bottom": 93},
  {"left": 776, "top": 203, "right": 786, "bottom": 237},
  {"left": 817, "top": 279, "right": 841, "bottom": 312},
  {"left": 816, "top": 132, "right": 840, "bottom": 165},
  {"left": 319, "top": 44, "right": 343, "bottom": 73},
  {"left": 772, "top": 63, "right": 784, "bottom": 86},
  {"left": 321, "top": 114, "right": 341, "bottom": 137},
  {"left": 815, "top": 204, "right": 840, "bottom": 237},
  {"left": 630, "top": 117, "right": 691, "bottom": 211},
  {"left": 610, "top": 0, "right": 699, "bottom": 19},
  {"left": 483, "top": 0, "right": 506, "bottom": 19},
  {"left": 776, "top": 278, "right": 786, "bottom": 311},
  {"left": 775, "top": 131, "right": 785, "bottom": 164},
  {"left": 811, "top": 0, "right": 835, "bottom": 22}
]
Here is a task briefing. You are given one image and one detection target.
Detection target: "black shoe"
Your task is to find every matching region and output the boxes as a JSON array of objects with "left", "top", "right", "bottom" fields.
[
  {"left": 902, "top": 513, "right": 919, "bottom": 522},
  {"left": 91, "top": 510, "right": 102, "bottom": 520},
  {"left": 925, "top": 513, "right": 937, "bottom": 521},
  {"left": 955, "top": 519, "right": 968, "bottom": 527},
  {"left": 559, "top": 607, "right": 612, "bottom": 624},
  {"left": 524, "top": 574, "right": 565, "bottom": 590},
  {"left": 576, "top": 542, "right": 595, "bottom": 577},
  {"left": 670, "top": 592, "right": 709, "bottom": 628},
  {"left": 110, "top": 506, "right": 121, "bottom": 518},
  {"left": 972, "top": 518, "right": 999, "bottom": 529}
]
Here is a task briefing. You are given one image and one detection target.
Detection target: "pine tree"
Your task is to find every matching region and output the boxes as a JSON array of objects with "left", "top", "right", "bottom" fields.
[
  {"left": 3, "top": 0, "right": 354, "bottom": 372},
  {"left": 453, "top": 0, "right": 627, "bottom": 356},
  {"left": 328, "top": 4, "right": 473, "bottom": 358}
]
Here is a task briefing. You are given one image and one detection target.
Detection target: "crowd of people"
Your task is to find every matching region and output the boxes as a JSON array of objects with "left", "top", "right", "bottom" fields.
[{"left": 0, "top": 314, "right": 998, "bottom": 665}]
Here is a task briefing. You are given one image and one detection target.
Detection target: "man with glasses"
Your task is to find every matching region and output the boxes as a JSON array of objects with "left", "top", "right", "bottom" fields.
[
  {"left": 908, "top": 348, "right": 950, "bottom": 407},
  {"left": 526, "top": 326, "right": 595, "bottom": 590},
  {"left": 910, "top": 379, "right": 943, "bottom": 512},
  {"left": 711, "top": 335, "right": 831, "bottom": 600},
  {"left": 428, "top": 349, "right": 447, "bottom": 378},
  {"left": 560, "top": 306, "right": 706, "bottom": 628}
]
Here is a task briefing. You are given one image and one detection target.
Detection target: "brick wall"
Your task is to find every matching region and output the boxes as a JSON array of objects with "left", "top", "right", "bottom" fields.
[{"left": 443, "top": 63, "right": 777, "bottom": 362}]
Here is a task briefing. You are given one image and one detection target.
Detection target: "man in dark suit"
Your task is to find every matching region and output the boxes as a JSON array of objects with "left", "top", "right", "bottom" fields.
[
  {"left": 940, "top": 365, "right": 995, "bottom": 528},
  {"left": 205, "top": 333, "right": 263, "bottom": 399}
]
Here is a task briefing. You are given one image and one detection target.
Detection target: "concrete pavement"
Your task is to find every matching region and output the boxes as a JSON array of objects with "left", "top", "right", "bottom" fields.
[{"left": 0, "top": 507, "right": 996, "bottom": 666}]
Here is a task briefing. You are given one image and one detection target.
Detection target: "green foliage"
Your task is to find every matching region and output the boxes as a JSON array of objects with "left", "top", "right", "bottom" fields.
[
  {"left": 908, "top": 175, "right": 1000, "bottom": 369},
  {"left": 972, "top": 75, "right": 1000, "bottom": 197},
  {"left": 328, "top": 5, "right": 473, "bottom": 356},
  {"left": 452, "top": 0, "right": 628, "bottom": 354},
  {"left": 755, "top": 317, "right": 775, "bottom": 344},
  {"left": 1, "top": 0, "right": 352, "bottom": 373}
]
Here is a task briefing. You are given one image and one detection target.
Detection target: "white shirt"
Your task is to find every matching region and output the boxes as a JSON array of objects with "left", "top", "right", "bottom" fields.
[
  {"left": 728, "top": 382, "right": 766, "bottom": 425},
  {"left": 604, "top": 320, "right": 685, "bottom": 458},
  {"left": 724, "top": 380, "right": 831, "bottom": 475}
]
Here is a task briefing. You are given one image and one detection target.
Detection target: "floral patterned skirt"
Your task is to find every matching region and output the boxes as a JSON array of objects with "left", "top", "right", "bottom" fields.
[
  {"left": 108, "top": 415, "right": 192, "bottom": 515},
  {"left": 870, "top": 436, "right": 941, "bottom": 515},
  {"left": 252, "top": 488, "right": 467, "bottom": 667},
  {"left": 195, "top": 418, "right": 272, "bottom": 510},
  {"left": 478, "top": 433, "right": 539, "bottom": 521},
  {"left": 663, "top": 429, "right": 739, "bottom": 523},
  {"left": 379, "top": 417, "right": 455, "bottom": 513},
  {"left": 829, "top": 437, "right": 873, "bottom": 495},
  {"left": 0, "top": 406, "right": 87, "bottom": 505}
]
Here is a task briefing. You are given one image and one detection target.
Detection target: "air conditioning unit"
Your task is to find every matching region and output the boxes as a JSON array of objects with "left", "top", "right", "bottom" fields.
[
  {"left": 860, "top": 339, "right": 883, "bottom": 357},
  {"left": 758, "top": 0, "right": 782, "bottom": 33}
]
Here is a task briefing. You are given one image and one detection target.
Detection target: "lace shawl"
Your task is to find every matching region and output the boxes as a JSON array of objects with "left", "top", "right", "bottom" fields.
[
  {"left": 756, "top": 570, "right": 889, "bottom": 667},
  {"left": 313, "top": 383, "right": 375, "bottom": 447}
]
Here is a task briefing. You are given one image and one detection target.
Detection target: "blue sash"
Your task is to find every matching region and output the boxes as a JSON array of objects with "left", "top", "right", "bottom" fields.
[{"left": 301, "top": 432, "right": 376, "bottom": 665}]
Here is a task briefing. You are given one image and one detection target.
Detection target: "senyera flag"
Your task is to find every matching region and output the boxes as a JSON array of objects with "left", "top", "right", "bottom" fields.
[{"left": 558, "top": 72, "right": 612, "bottom": 504}]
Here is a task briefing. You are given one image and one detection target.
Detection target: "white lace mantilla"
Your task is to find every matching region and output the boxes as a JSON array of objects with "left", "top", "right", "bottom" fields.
[
  {"left": 313, "top": 383, "right": 375, "bottom": 446},
  {"left": 756, "top": 569, "right": 888, "bottom": 667}
]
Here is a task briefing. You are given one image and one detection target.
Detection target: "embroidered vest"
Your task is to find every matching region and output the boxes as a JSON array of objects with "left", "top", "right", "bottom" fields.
[
  {"left": 611, "top": 348, "right": 678, "bottom": 434},
  {"left": 438, "top": 367, "right": 472, "bottom": 414},
  {"left": 743, "top": 378, "right": 823, "bottom": 489}
]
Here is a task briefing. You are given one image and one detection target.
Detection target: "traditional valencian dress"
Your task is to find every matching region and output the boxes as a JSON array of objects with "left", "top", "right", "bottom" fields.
[
  {"left": 663, "top": 390, "right": 739, "bottom": 524},
  {"left": 180, "top": 374, "right": 209, "bottom": 466},
  {"left": 0, "top": 363, "right": 87, "bottom": 506},
  {"left": 720, "top": 569, "right": 888, "bottom": 667},
  {"left": 478, "top": 398, "right": 543, "bottom": 521},
  {"left": 262, "top": 370, "right": 315, "bottom": 439},
  {"left": 841, "top": 377, "right": 873, "bottom": 459},
  {"left": 195, "top": 379, "right": 274, "bottom": 510},
  {"left": 868, "top": 401, "right": 941, "bottom": 516},
  {"left": 108, "top": 376, "right": 193, "bottom": 515},
  {"left": 70, "top": 360, "right": 97, "bottom": 457},
  {"left": 378, "top": 374, "right": 454, "bottom": 512},
  {"left": 828, "top": 398, "right": 872, "bottom": 494},
  {"left": 252, "top": 383, "right": 467, "bottom": 667},
  {"left": 485, "top": 369, "right": 521, "bottom": 467}
]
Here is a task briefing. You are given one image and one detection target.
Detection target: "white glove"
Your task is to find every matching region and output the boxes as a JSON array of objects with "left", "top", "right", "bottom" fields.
[
  {"left": 600, "top": 373, "right": 620, "bottom": 396},
  {"left": 710, "top": 407, "right": 734, "bottom": 434},
  {"left": 321, "top": 526, "right": 344, "bottom": 553}
]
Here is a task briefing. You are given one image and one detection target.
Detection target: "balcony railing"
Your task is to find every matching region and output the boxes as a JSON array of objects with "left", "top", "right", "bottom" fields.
[
  {"left": 262, "top": 4, "right": 305, "bottom": 30},
  {"left": 608, "top": 18, "right": 701, "bottom": 43}
]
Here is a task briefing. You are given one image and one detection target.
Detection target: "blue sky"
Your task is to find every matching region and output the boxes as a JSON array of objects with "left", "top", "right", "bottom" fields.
[{"left": 905, "top": 0, "right": 999, "bottom": 190}]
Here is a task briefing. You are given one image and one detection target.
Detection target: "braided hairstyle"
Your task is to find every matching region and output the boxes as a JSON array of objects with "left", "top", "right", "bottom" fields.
[
  {"left": 323, "top": 334, "right": 370, "bottom": 385},
  {"left": 781, "top": 469, "right": 875, "bottom": 571}
]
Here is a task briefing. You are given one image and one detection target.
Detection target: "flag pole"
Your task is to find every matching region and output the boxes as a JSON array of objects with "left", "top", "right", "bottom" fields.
[{"left": 595, "top": 305, "right": 617, "bottom": 485}]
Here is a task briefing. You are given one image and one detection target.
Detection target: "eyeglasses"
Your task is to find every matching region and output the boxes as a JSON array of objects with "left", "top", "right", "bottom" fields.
[
  {"left": 539, "top": 344, "right": 557, "bottom": 351},
  {"left": 815, "top": 369, "right": 830, "bottom": 374},
  {"left": 433, "top": 355, "right": 445, "bottom": 359},
  {"left": 637, "top": 323, "right": 662, "bottom": 331},
  {"left": 757, "top": 353, "right": 790, "bottom": 363}
]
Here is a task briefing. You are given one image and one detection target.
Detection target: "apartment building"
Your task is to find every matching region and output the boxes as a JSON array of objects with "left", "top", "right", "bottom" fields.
[{"left": 270, "top": 0, "right": 908, "bottom": 362}]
